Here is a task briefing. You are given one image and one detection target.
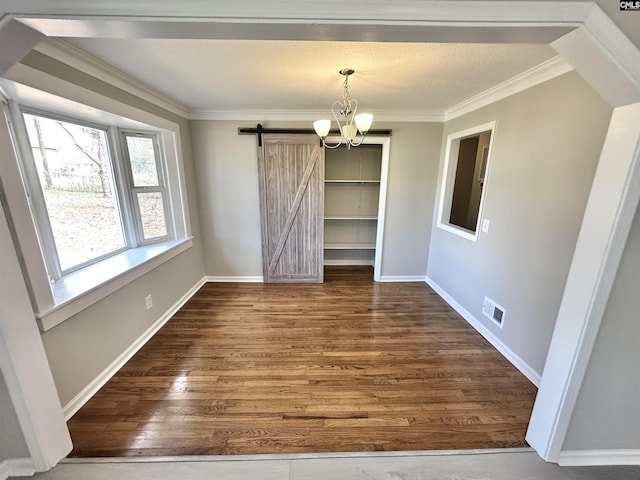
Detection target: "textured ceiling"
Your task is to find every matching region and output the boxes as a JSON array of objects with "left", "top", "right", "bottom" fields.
[{"left": 66, "top": 38, "right": 557, "bottom": 115}]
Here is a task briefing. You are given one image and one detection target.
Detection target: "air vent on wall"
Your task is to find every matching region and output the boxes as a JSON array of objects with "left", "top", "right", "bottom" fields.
[{"left": 483, "top": 296, "right": 506, "bottom": 328}]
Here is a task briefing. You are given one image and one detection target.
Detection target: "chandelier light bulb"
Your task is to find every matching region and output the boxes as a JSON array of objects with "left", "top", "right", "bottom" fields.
[
  {"left": 313, "top": 119, "right": 331, "bottom": 138},
  {"left": 354, "top": 113, "right": 373, "bottom": 133}
]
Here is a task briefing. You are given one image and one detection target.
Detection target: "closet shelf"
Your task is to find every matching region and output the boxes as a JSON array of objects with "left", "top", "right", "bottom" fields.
[
  {"left": 325, "top": 179, "right": 381, "bottom": 184},
  {"left": 324, "top": 243, "right": 376, "bottom": 250},
  {"left": 324, "top": 215, "right": 377, "bottom": 220}
]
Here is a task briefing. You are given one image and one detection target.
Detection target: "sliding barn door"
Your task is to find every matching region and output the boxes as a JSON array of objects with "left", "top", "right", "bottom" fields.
[{"left": 257, "top": 134, "right": 324, "bottom": 283}]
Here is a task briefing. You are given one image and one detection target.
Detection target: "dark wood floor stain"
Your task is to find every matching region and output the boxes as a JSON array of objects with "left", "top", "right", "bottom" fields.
[{"left": 67, "top": 266, "right": 537, "bottom": 457}]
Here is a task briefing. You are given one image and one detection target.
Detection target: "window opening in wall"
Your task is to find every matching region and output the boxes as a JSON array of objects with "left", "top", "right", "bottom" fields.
[
  {"left": 16, "top": 109, "right": 172, "bottom": 280},
  {"left": 437, "top": 122, "right": 495, "bottom": 242},
  {"left": 22, "top": 113, "right": 126, "bottom": 274}
]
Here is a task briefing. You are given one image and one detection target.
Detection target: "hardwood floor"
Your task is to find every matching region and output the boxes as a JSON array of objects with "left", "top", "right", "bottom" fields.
[{"left": 67, "top": 266, "right": 537, "bottom": 457}]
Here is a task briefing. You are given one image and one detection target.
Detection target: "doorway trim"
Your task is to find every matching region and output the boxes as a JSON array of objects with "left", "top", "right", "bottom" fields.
[
  {"left": 324, "top": 135, "right": 390, "bottom": 281},
  {"left": 1, "top": 0, "right": 640, "bottom": 471}
]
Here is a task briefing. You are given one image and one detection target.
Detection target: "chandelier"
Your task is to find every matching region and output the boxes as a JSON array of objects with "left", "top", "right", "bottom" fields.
[{"left": 313, "top": 68, "right": 373, "bottom": 149}]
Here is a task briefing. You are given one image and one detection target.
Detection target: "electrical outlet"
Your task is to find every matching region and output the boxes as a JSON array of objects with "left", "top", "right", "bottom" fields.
[{"left": 145, "top": 294, "right": 153, "bottom": 310}]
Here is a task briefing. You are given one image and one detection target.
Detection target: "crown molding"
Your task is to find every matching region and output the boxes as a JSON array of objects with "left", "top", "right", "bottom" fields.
[
  {"left": 32, "top": 38, "right": 190, "bottom": 119},
  {"left": 188, "top": 109, "right": 444, "bottom": 123},
  {"left": 189, "top": 55, "right": 573, "bottom": 123},
  {"left": 444, "top": 56, "right": 574, "bottom": 121},
  {"left": 24, "top": 36, "right": 569, "bottom": 127}
]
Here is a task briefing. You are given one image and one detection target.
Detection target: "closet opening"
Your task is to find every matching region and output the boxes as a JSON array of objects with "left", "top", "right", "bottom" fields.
[{"left": 323, "top": 137, "right": 390, "bottom": 281}]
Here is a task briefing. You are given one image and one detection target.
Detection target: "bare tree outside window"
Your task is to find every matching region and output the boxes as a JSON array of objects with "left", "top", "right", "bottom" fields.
[{"left": 24, "top": 113, "right": 125, "bottom": 271}]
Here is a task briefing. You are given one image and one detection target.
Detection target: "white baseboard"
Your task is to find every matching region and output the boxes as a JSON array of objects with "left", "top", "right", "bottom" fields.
[
  {"left": 378, "top": 275, "right": 427, "bottom": 282},
  {"left": 0, "top": 458, "right": 36, "bottom": 480},
  {"left": 205, "top": 276, "right": 263, "bottom": 282},
  {"left": 558, "top": 449, "right": 640, "bottom": 466},
  {"left": 63, "top": 277, "right": 207, "bottom": 419},
  {"left": 425, "top": 277, "right": 541, "bottom": 387}
]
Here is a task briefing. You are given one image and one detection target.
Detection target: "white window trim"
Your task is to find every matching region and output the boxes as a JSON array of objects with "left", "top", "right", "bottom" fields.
[
  {"left": 16, "top": 107, "right": 138, "bottom": 278},
  {"left": 37, "top": 237, "right": 192, "bottom": 331},
  {"left": 0, "top": 77, "right": 193, "bottom": 331},
  {"left": 119, "top": 129, "right": 174, "bottom": 245},
  {"left": 437, "top": 121, "right": 496, "bottom": 242}
]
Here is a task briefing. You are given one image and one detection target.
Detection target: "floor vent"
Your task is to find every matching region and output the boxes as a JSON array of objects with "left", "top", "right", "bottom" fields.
[{"left": 483, "top": 297, "right": 506, "bottom": 327}]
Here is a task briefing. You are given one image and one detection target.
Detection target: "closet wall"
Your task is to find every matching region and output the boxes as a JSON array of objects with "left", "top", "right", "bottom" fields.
[{"left": 324, "top": 145, "right": 382, "bottom": 266}]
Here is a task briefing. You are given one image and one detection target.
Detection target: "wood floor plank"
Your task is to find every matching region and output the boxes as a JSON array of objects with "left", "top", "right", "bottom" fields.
[{"left": 67, "top": 266, "right": 536, "bottom": 457}]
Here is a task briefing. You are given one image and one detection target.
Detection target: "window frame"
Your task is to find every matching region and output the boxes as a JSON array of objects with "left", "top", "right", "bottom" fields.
[
  {"left": 16, "top": 107, "right": 133, "bottom": 278},
  {"left": 0, "top": 77, "right": 193, "bottom": 332},
  {"left": 9, "top": 104, "right": 175, "bottom": 281},
  {"left": 437, "top": 121, "right": 496, "bottom": 242},
  {"left": 119, "top": 129, "right": 173, "bottom": 245}
]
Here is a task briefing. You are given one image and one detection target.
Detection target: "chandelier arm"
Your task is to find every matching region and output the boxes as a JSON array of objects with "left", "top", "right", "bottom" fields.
[
  {"left": 331, "top": 100, "right": 346, "bottom": 135},
  {"left": 321, "top": 139, "right": 343, "bottom": 149},
  {"left": 347, "top": 132, "right": 367, "bottom": 147}
]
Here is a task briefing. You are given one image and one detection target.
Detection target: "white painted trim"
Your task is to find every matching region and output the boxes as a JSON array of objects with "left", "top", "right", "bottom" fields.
[
  {"left": 426, "top": 276, "right": 541, "bottom": 387},
  {"left": 378, "top": 275, "right": 427, "bottom": 282},
  {"left": 33, "top": 38, "right": 190, "bottom": 118},
  {"left": 526, "top": 103, "right": 640, "bottom": 462},
  {"left": 38, "top": 239, "right": 194, "bottom": 332},
  {"left": 551, "top": 27, "right": 640, "bottom": 108},
  {"left": 189, "top": 109, "right": 444, "bottom": 122},
  {"left": 367, "top": 136, "right": 391, "bottom": 282},
  {"left": 582, "top": 4, "right": 640, "bottom": 96},
  {"left": 436, "top": 121, "right": 496, "bottom": 243},
  {"left": 22, "top": 13, "right": 569, "bottom": 126},
  {"left": 0, "top": 458, "right": 36, "bottom": 480},
  {"left": 0, "top": 130, "right": 72, "bottom": 470},
  {"left": 19, "top": 22, "right": 575, "bottom": 128},
  {"left": 445, "top": 56, "right": 574, "bottom": 121},
  {"left": 62, "top": 276, "right": 206, "bottom": 420},
  {"left": 1, "top": 0, "right": 640, "bottom": 470},
  {"left": 3, "top": 0, "right": 594, "bottom": 23},
  {"left": 558, "top": 449, "right": 640, "bottom": 466},
  {"left": 205, "top": 276, "right": 264, "bottom": 283}
]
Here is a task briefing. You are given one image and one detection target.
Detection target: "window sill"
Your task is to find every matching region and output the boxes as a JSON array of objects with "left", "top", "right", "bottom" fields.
[
  {"left": 36, "top": 238, "right": 193, "bottom": 332},
  {"left": 437, "top": 222, "right": 479, "bottom": 242}
]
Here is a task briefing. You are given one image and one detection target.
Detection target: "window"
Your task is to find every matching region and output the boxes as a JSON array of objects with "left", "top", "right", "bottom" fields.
[
  {"left": 437, "top": 122, "right": 495, "bottom": 242},
  {"left": 17, "top": 110, "right": 171, "bottom": 279},
  {"left": 1, "top": 79, "right": 191, "bottom": 330},
  {"left": 121, "top": 132, "right": 170, "bottom": 242}
]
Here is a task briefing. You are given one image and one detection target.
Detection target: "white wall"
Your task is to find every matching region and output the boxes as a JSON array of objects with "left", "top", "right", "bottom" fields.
[
  {"left": 562, "top": 201, "right": 640, "bottom": 451},
  {"left": 427, "top": 72, "right": 612, "bottom": 377},
  {"left": 190, "top": 120, "right": 442, "bottom": 280}
]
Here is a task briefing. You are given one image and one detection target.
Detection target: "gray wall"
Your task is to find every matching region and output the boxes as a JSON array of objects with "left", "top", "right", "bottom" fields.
[
  {"left": 190, "top": 120, "right": 442, "bottom": 280},
  {"left": 190, "top": 121, "right": 263, "bottom": 278},
  {"left": 427, "top": 72, "right": 612, "bottom": 376},
  {"left": 13, "top": 52, "right": 206, "bottom": 406},
  {"left": 563, "top": 201, "right": 640, "bottom": 450},
  {"left": 0, "top": 370, "right": 29, "bottom": 460}
]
